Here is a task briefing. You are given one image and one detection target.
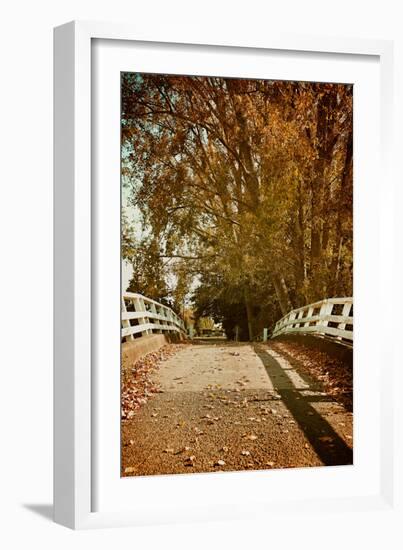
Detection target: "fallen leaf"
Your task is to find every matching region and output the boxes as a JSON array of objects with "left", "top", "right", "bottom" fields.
[
  {"left": 241, "top": 450, "right": 251, "bottom": 456},
  {"left": 245, "top": 434, "right": 258, "bottom": 441},
  {"left": 124, "top": 467, "right": 136, "bottom": 474},
  {"left": 215, "top": 459, "right": 226, "bottom": 466},
  {"left": 184, "top": 455, "right": 196, "bottom": 466},
  {"left": 174, "top": 445, "right": 192, "bottom": 455}
]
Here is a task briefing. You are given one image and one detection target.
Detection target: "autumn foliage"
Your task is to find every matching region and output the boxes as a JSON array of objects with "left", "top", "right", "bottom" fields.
[{"left": 121, "top": 75, "right": 353, "bottom": 340}]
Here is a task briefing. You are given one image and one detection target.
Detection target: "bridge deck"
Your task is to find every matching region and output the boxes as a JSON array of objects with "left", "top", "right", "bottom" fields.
[{"left": 121, "top": 341, "right": 353, "bottom": 475}]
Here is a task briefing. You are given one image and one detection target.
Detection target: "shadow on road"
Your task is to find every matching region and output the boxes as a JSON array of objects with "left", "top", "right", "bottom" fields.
[
  {"left": 271, "top": 341, "right": 353, "bottom": 413},
  {"left": 254, "top": 344, "right": 353, "bottom": 466}
]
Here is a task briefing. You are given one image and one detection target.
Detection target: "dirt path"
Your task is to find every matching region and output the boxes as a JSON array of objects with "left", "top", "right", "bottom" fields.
[{"left": 121, "top": 341, "right": 353, "bottom": 476}]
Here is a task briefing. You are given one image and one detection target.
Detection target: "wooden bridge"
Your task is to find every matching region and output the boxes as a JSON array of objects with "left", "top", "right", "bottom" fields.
[
  {"left": 271, "top": 297, "right": 353, "bottom": 344},
  {"left": 121, "top": 292, "right": 187, "bottom": 342},
  {"left": 121, "top": 293, "right": 354, "bottom": 473},
  {"left": 121, "top": 293, "right": 354, "bottom": 474},
  {"left": 121, "top": 293, "right": 353, "bottom": 345}
]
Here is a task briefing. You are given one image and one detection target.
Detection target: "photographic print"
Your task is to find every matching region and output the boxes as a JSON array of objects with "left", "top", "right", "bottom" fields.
[{"left": 120, "top": 74, "right": 353, "bottom": 477}]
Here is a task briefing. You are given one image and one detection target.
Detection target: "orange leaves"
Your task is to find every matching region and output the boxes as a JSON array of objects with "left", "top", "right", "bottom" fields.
[{"left": 121, "top": 74, "right": 353, "bottom": 327}]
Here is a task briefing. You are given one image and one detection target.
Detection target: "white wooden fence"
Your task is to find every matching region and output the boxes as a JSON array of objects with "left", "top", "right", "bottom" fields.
[
  {"left": 122, "top": 292, "right": 186, "bottom": 342},
  {"left": 271, "top": 297, "right": 353, "bottom": 343}
]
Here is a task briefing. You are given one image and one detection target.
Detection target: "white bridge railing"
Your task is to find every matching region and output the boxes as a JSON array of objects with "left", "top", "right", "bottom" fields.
[
  {"left": 272, "top": 297, "right": 353, "bottom": 343},
  {"left": 122, "top": 292, "right": 186, "bottom": 342}
]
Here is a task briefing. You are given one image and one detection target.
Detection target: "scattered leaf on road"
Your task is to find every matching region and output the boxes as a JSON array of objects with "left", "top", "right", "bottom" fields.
[{"left": 184, "top": 455, "right": 196, "bottom": 466}]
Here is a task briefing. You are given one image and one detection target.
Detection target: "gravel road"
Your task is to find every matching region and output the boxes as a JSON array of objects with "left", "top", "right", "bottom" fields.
[{"left": 121, "top": 341, "right": 353, "bottom": 476}]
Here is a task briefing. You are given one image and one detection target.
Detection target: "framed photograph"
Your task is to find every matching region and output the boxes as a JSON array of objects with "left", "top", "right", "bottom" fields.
[{"left": 54, "top": 21, "right": 395, "bottom": 529}]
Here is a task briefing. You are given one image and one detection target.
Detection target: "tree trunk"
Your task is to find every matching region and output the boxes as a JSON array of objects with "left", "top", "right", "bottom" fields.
[
  {"left": 328, "top": 234, "right": 343, "bottom": 296},
  {"left": 272, "top": 274, "right": 292, "bottom": 316},
  {"left": 243, "top": 288, "right": 254, "bottom": 341},
  {"left": 310, "top": 158, "right": 325, "bottom": 288},
  {"left": 294, "top": 180, "right": 308, "bottom": 304},
  {"left": 328, "top": 128, "right": 353, "bottom": 296}
]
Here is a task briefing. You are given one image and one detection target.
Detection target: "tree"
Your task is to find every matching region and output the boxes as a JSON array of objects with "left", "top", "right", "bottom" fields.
[{"left": 121, "top": 74, "right": 353, "bottom": 337}]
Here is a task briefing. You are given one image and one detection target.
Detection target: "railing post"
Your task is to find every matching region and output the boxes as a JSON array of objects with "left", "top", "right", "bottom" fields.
[
  {"left": 165, "top": 307, "right": 173, "bottom": 332},
  {"left": 263, "top": 328, "right": 268, "bottom": 342},
  {"left": 337, "top": 301, "right": 352, "bottom": 340},
  {"left": 288, "top": 311, "right": 297, "bottom": 332},
  {"left": 296, "top": 309, "right": 304, "bottom": 328},
  {"left": 134, "top": 296, "right": 151, "bottom": 336},
  {"left": 166, "top": 306, "right": 174, "bottom": 332},
  {"left": 149, "top": 302, "right": 160, "bottom": 333},
  {"left": 160, "top": 304, "right": 165, "bottom": 332},
  {"left": 318, "top": 299, "right": 332, "bottom": 334},
  {"left": 303, "top": 307, "right": 313, "bottom": 328},
  {"left": 121, "top": 296, "right": 134, "bottom": 342}
]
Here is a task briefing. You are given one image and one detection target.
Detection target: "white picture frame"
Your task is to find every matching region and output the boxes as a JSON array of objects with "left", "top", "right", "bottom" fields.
[{"left": 54, "top": 20, "right": 396, "bottom": 530}]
